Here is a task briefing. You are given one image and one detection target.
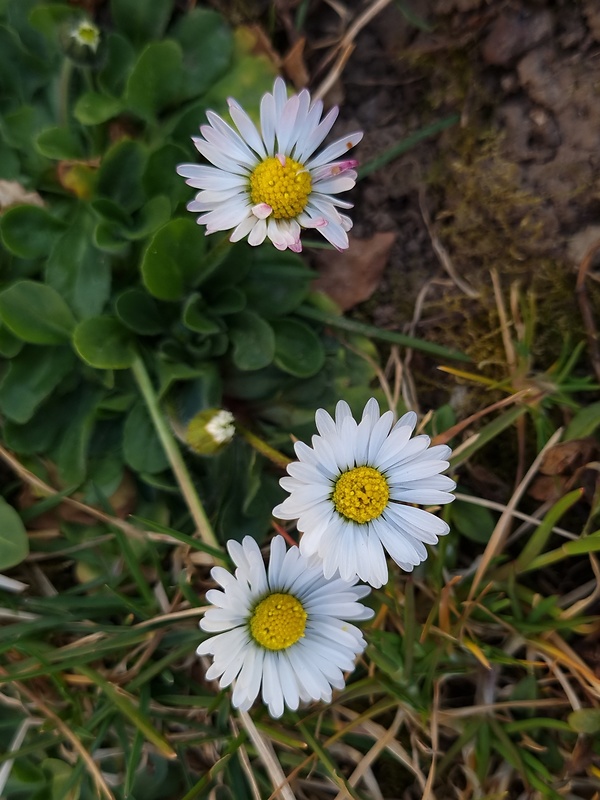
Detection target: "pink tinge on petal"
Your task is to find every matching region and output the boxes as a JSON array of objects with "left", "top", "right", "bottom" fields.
[
  {"left": 329, "top": 159, "right": 359, "bottom": 175},
  {"left": 252, "top": 203, "right": 273, "bottom": 219},
  {"left": 276, "top": 153, "right": 286, "bottom": 166},
  {"left": 298, "top": 214, "right": 328, "bottom": 229}
]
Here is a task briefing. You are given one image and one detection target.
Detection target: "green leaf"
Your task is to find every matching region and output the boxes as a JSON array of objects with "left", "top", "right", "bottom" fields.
[
  {"left": 0, "top": 205, "right": 65, "bottom": 259},
  {"left": 4, "top": 391, "right": 72, "bottom": 455},
  {"left": 51, "top": 385, "right": 102, "bottom": 486},
  {"left": 210, "top": 286, "right": 246, "bottom": 315},
  {"left": 123, "top": 402, "right": 168, "bottom": 474},
  {"left": 115, "top": 288, "right": 167, "bottom": 335},
  {"left": 98, "top": 32, "right": 135, "bottom": 96},
  {"left": 568, "top": 708, "right": 600, "bottom": 734},
  {"left": 110, "top": 0, "right": 173, "bottom": 46},
  {"left": 0, "top": 138, "right": 20, "bottom": 179},
  {"left": 122, "top": 195, "right": 171, "bottom": 241},
  {"left": 1, "top": 104, "right": 51, "bottom": 153},
  {"left": 450, "top": 499, "right": 495, "bottom": 544},
  {"left": 74, "top": 91, "right": 123, "bottom": 125},
  {"left": 42, "top": 757, "right": 80, "bottom": 800},
  {"left": 0, "top": 325, "right": 23, "bottom": 357},
  {"left": 0, "top": 497, "right": 29, "bottom": 570},
  {"left": 141, "top": 218, "right": 207, "bottom": 301},
  {"left": 73, "top": 316, "right": 135, "bottom": 369},
  {"left": 0, "top": 345, "right": 75, "bottom": 423},
  {"left": 93, "top": 221, "right": 130, "bottom": 254},
  {"left": 35, "top": 126, "right": 84, "bottom": 159},
  {"left": 46, "top": 209, "right": 111, "bottom": 318},
  {"left": 228, "top": 311, "right": 274, "bottom": 371},
  {"left": 272, "top": 318, "right": 325, "bottom": 377},
  {"left": 201, "top": 28, "right": 277, "bottom": 118},
  {"left": 241, "top": 250, "right": 314, "bottom": 317},
  {"left": 154, "top": 361, "right": 217, "bottom": 402},
  {"left": 97, "top": 138, "right": 148, "bottom": 212},
  {"left": 564, "top": 401, "right": 600, "bottom": 440},
  {"left": 170, "top": 8, "right": 232, "bottom": 100},
  {"left": 125, "top": 40, "right": 183, "bottom": 122},
  {"left": 143, "top": 142, "right": 189, "bottom": 208},
  {"left": 0, "top": 281, "right": 76, "bottom": 344},
  {"left": 0, "top": 24, "right": 49, "bottom": 101},
  {"left": 182, "top": 293, "right": 222, "bottom": 334}
]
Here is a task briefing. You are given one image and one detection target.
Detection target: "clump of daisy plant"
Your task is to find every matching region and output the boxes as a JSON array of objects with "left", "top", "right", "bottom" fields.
[
  {"left": 272, "top": 398, "right": 456, "bottom": 588},
  {"left": 177, "top": 77, "right": 362, "bottom": 252},
  {"left": 197, "top": 535, "right": 373, "bottom": 718}
]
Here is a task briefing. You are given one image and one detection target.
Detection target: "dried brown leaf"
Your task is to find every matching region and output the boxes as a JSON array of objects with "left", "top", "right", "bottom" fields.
[
  {"left": 0, "top": 180, "right": 44, "bottom": 211},
  {"left": 282, "top": 37, "right": 309, "bottom": 89},
  {"left": 312, "top": 231, "right": 395, "bottom": 311}
]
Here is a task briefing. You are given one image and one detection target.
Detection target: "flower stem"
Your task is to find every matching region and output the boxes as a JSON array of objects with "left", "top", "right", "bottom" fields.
[
  {"left": 131, "top": 354, "right": 221, "bottom": 554},
  {"left": 235, "top": 424, "right": 291, "bottom": 470}
]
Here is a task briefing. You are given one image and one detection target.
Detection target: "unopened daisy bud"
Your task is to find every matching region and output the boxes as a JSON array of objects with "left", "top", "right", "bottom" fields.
[
  {"left": 186, "top": 409, "right": 235, "bottom": 455},
  {"left": 61, "top": 18, "right": 102, "bottom": 65}
]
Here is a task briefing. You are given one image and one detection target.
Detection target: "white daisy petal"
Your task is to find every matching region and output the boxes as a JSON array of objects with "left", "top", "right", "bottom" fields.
[
  {"left": 305, "top": 131, "right": 364, "bottom": 169},
  {"left": 229, "top": 215, "right": 257, "bottom": 243},
  {"left": 272, "top": 398, "right": 456, "bottom": 587},
  {"left": 294, "top": 105, "right": 340, "bottom": 162},
  {"left": 178, "top": 77, "right": 361, "bottom": 250},
  {"left": 247, "top": 217, "right": 267, "bottom": 246},
  {"left": 227, "top": 98, "right": 267, "bottom": 157},
  {"left": 198, "top": 535, "right": 371, "bottom": 717}
]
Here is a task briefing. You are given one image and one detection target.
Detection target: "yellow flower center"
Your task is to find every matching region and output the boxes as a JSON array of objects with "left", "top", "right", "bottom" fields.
[
  {"left": 333, "top": 466, "right": 390, "bottom": 524},
  {"left": 250, "top": 592, "right": 307, "bottom": 651},
  {"left": 249, "top": 156, "right": 311, "bottom": 219}
]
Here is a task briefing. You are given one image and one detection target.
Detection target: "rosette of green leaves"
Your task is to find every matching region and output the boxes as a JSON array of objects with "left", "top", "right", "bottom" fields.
[{"left": 0, "top": 0, "right": 381, "bottom": 552}]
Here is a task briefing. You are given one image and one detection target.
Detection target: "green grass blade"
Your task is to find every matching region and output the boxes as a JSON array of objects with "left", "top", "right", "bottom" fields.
[{"left": 297, "top": 305, "right": 471, "bottom": 362}]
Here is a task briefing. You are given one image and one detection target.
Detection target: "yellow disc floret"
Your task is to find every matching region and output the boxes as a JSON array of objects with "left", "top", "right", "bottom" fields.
[
  {"left": 250, "top": 156, "right": 311, "bottom": 219},
  {"left": 250, "top": 592, "right": 307, "bottom": 651},
  {"left": 333, "top": 466, "right": 389, "bottom": 524}
]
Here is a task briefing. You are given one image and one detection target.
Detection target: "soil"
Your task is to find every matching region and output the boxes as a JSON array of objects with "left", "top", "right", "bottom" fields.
[{"left": 295, "top": 0, "right": 600, "bottom": 414}]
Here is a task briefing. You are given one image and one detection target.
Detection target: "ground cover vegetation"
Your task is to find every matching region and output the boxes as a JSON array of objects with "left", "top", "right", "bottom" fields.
[{"left": 0, "top": 0, "right": 599, "bottom": 798}]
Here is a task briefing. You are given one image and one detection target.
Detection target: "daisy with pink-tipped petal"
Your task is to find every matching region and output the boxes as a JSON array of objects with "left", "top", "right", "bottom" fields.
[
  {"left": 177, "top": 77, "right": 362, "bottom": 252},
  {"left": 272, "top": 398, "right": 456, "bottom": 589},
  {"left": 197, "top": 535, "right": 373, "bottom": 718}
]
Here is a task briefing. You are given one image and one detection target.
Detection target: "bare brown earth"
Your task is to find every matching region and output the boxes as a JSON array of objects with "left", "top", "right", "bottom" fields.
[{"left": 297, "top": 0, "right": 600, "bottom": 394}]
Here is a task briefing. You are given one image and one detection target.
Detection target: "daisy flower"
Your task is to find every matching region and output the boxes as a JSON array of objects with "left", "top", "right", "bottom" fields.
[
  {"left": 197, "top": 535, "right": 373, "bottom": 718},
  {"left": 272, "top": 398, "right": 456, "bottom": 588},
  {"left": 176, "top": 77, "right": 363, "bottom": 252}
]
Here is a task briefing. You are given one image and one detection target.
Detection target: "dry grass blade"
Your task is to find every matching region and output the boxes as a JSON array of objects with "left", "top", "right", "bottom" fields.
[
  {"left": 0, "top": 718, "right": 36, "bottom": 795},
  {"left": 467, "top": 427, "right": 563, "bottom": 602},
  {"left": 229, "top": 717, "right": 262, "bottom": 800},
  {"left": 314, "top": 0, "right": 392, "bottom": 99},
  {"left": 422, "top": 681, "right": 440, "bottom": 800},
  {"left": 0, "top": 443, "right": 148, "bottom": 541},
  {"left": 453, "top": 491, "right": 576, "bottom": 540},
  {"left": 419, "top": 185, "right": 478, "bottom": 298},
  {"left": 432, "top": 388, "right": 531, "bottom": 447},
  {"left": 336, "top": 706, "right": 427, "bottom": 789},
  {"left": 0, "top": 668, "right": 116, "bottom": 800},
  {"left": 332, "top": 706, "right": 404, "bottom": 800},
  {"left": 560, "top": 553, "right": 600, "bottom": 617},
  {"left": 491, "top": 268, "right": 517, "bottom": 373},
  {"left": 575, "top": 238, "right": 600, "bottom": 385},
  {"left": 236, "top": 710, "right": 296, "bottom": 800}
]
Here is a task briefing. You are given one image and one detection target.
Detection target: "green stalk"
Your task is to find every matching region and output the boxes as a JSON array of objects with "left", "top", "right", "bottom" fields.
[
  {"left": 131, "top": 354, "right": 221, "bottom": 555},
  {"left": 235, "top": 424, "right": 291, "bottom": 470}
]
